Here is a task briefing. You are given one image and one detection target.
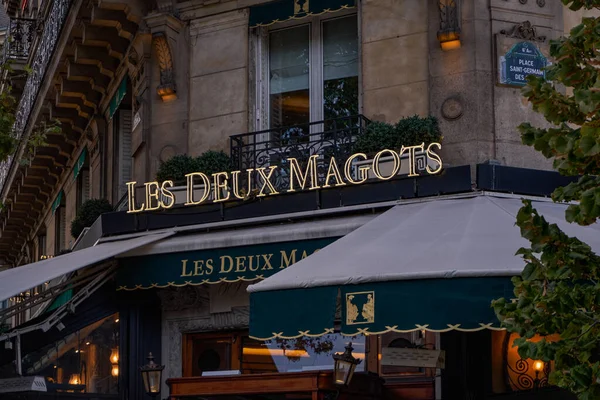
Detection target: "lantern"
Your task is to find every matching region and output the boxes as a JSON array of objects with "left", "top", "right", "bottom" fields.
[
  {"left": 140, "top": 352, "right": 164, "bottom": 397},
  {"left": 332, "top": 342, "right": 361, "bottom": 386}
]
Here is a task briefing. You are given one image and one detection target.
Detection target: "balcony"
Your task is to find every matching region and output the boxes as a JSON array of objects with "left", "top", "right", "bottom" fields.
[
  {"left": 230, "top": 115, "right": 370, "bottom": 191},
  {"left": 2, "top": 18, "right": 37, "bottom": 63}
]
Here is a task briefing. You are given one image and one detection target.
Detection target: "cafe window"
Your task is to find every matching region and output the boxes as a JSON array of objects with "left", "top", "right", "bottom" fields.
[
  {"left": 378, "top": 331, "right": 427, "bottom": 377},
  {"left": 183, "top": 331, "right": 365, "bottom": 376},
  {"left": 252, "top": 13, "right": 359, "bottom": 138},
  {"left": 21, "top": 313, "right": 120, "bottom": 394}
]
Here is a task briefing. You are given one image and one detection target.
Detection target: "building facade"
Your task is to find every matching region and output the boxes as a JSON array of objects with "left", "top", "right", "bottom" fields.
[{"left": 0, "top": 0, "right": 595, "bottom": 399}]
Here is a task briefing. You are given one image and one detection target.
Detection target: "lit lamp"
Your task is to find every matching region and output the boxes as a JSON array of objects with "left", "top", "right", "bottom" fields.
[
  {"left": 332, "top": 343, "right": 362, "bottom": 386},
  {"left": 140, "top": 352, "right": 164, "bottom": 397},
  {"left": 533, "top": 360, "right": 544, "bottom": 389},
  {"left": 68, "top": 374, "right": 81, "bottom": 385},
  {"left": 110, "top": 347, "right": 119, "bottom": 377},
  {"left": 437, "top": 0, "right": 461, "bottom": 50}
]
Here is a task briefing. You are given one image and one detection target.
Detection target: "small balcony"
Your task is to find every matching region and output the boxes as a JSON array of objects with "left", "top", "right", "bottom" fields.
[
  {"left": 230, "top": 115, "right": 370, "bottom": 192},
  {"left": 2, "top": 18, "right": 36, "bottom": 63}
]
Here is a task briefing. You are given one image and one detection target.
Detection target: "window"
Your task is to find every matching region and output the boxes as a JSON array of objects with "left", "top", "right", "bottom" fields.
[
  {"left": 54, "top": 206, "right": 66, "bottom": 254},
  {"left": 254, "top": 13, "right": 359, "bottom": 137},
  {"left": 183, "top": 332, "right": 366, "bottom": 376},
  {"left": 21, "top": 313, "right": 120, "bottom": 394},
  {"left": 114, "top": 109, "right": 132, "bottom": 202}
]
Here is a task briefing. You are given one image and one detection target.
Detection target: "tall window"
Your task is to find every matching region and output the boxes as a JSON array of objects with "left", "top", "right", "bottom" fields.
[
  {"left": 114, "top": 109, "right": 132, "bottom": 202},
  {"left": 257, "top": 14, "right": 359, "bottom": 137},
  {"left": 54, "top": 206, "right": 66, "bottom": 254}
]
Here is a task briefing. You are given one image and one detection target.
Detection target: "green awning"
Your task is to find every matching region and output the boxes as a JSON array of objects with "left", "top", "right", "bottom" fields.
[
  {"left": 108, "top": 76, "right": 127, "bottom": 120},
  {"left": 51, "top": 191, "right": 63, "bottom": 215},
  {"left": 45, "top": 288, "right": 73, "bottom": 313},
  {"left": 249, "top": 0, "right": 356, "bottom": 28},
  {"left": 116, "top": 237, "right": 338, "bottom": 291},
  {"left": 249, "top": 277, "right": 513, "bottom": 340},
  {"left": 73, "top": 147, "right": 87, "bottom": 180}
]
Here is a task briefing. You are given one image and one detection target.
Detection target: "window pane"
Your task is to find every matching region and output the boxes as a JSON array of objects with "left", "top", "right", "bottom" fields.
[
  {"left": 323, "top": 16, "right": 359, "bottom": 123},
  {"left": 269, "top": 25, "right": 310, "bottom": 133},
  {"left": 21, "top": 313, "right": 120, "bottom": 394},
  {"left": 241, "top": 334, "right": 365, "bottom": 374}
]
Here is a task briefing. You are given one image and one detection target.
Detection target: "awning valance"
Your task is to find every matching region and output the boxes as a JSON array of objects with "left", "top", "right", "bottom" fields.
[
  {"left": 249, "top": 0, "right": 356, "bottom": 28},
  {"left": 72, "top": 147, "right": 87, "bottom": 180},
  {"left": 116, "top": 237, "right": 336, "bottom": 290},
  {"left": 51, "top": 190, "right": 63, "bottom": 214},
  {"left": 0, "top": 232, "right": 173, "bottom": 302},
  {"left": 248, "top": 193, "right": 600, "bottom": 339}
]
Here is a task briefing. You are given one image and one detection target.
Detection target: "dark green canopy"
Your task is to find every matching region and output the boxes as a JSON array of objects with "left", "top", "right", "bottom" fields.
[{"left": 249, "top": 0, "right": 356, "bottom": 28}]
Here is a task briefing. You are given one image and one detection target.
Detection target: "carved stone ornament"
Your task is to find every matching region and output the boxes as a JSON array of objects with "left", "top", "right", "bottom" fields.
[
  {"left": 500, "top": 21, "right": 546, "bottom": 42},
  {"left": 152, "top": 32, "right": 177, "bottom": 101},
  {"left": 442, "top": 97, "right": 463, "bottom": 120},
  {"left": 157, "top": 285, "right": 209, "bottom": 311}
]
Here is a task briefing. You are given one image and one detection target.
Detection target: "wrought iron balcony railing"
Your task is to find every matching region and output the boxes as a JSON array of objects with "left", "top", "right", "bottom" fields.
[
  {"left": 230, "top": 115, "right": 370, "bottom": 192},
  {"left": 3, "top": 18, "right": 37, "bottom": 61},
  {"left": 0, "top": 0, "right": 72, "bottom": 200}
]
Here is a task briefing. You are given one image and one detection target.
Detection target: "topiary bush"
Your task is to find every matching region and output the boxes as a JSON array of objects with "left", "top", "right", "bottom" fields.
[
  {"left": 156, "top": 154, "right": 199, "bottom": 184},
  {"left": 71, "top": 198, "right": 113, "bottom": 239},
  {"left": 353, "top": 115, "right": 442, "bottom": 155},
  {"left": 195, "top": 150, "right": 233, "bottom": 176}
]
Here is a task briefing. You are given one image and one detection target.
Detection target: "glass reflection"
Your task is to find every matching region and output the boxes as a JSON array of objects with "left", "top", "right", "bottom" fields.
[
  {"left": 269, "top": 25, "right": 310, "bottom": 140},
  {"left": 241, "top": 334, "right": 365, "bottom": 374},
  {"left": 19, "top": 313, "right": 119, "bottom": 394}
]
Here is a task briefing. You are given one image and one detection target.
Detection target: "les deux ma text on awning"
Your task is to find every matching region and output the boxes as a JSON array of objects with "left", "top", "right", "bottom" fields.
[{"left": 247, "top": 193, "right": 600, "bottom": 340}]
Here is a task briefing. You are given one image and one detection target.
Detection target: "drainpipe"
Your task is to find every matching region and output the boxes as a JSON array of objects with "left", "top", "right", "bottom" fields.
[{"left": 15, "top": 334, "right": 22, "bottom": 375}]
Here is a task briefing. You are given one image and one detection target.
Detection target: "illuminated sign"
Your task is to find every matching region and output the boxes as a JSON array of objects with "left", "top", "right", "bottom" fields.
[{"left": 126, "top": 143, "right": 443, "bottom": 214}]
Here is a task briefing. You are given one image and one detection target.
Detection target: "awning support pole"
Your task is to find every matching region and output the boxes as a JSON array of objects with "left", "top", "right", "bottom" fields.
[{"left": 15, "top": 334, "right": 22, "bottom": 375}]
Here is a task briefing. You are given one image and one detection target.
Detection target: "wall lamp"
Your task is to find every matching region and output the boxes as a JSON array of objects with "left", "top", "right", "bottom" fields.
[{"left": 438, "top": 0, "right": 461, "bottom": 51}]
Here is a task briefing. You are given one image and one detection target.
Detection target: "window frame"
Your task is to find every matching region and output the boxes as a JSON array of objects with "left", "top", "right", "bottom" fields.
[{"left": 251, "top": 8, "right": 361, "bottom": 136}]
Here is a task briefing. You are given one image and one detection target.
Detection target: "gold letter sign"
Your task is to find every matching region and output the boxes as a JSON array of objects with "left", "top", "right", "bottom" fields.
[{"left": 127, "top": 143, "right": 443, "bottom": 213}]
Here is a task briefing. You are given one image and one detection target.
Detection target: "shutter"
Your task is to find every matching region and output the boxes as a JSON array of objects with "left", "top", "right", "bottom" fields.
[
  {"left": 59, "top": 208, "right": 66, "bottom": 251},
  {"left": 118, "top": 110, "right": 133, "bottom": 199},
  {"left": 82, "top": 169, "right": 90, "bottom": 204}
]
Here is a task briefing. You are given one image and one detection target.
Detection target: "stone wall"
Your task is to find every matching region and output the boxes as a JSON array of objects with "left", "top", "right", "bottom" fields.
[
  {"left": 187, "top": 10, "right": 249, "bottom": 156},
  {"left": 362, "top": 0, "right": 429, "bottom": 122}
]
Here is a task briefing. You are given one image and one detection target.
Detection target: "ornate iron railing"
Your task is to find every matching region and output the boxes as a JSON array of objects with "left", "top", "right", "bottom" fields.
[
  {"left": 3, "top": 18, "right": 37, "bottom": 61},
  {"left": 230, "top": 115, "right": 370, "bottom": 192},
  {"left": 0, "top": 0, "right": 73, "bottom": 199}
]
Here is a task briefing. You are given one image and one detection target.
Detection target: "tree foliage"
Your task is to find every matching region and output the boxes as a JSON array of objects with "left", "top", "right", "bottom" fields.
[{"left": 493, "top": 1, "right": 600, "bottom": 398}]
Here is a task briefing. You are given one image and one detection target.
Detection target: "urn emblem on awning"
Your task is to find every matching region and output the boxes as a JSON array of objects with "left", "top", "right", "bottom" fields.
[{"left": 346, "top": 291, "right": 375, "bottom": 325}]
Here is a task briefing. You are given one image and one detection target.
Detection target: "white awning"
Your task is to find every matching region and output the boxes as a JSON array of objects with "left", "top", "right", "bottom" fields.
[
  {"left": 0, "top": 232, "right": 174, "bottom": 302},
  {"left": 119, "top": 214, "right": 376, "bottom": 257},
  {"left": 248, "top": 192, "right": 600, "bottom": 293}
]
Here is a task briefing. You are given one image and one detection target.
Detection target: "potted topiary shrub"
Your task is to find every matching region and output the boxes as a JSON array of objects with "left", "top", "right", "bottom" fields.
[
  {"left": 156, "top": 151, "right": 233, "bottom": 206},
  {"left": 71, "top": 199, "right": 113, "bottom": 240},
  {"left": 352, "top": 115, "right": 442, "bottom": 180}
]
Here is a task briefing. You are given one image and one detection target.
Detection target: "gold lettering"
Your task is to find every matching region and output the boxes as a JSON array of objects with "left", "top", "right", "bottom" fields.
[
  {"left": 280, "top": 249, "right": 297, "bottom": 269},
  {"left": 288, "top": 155, "right": 320, "bottom": 192},
  {"left": 301, "top": 250, "right": 309, "bottom": 259},
  {"left": 235, "top": 256, "right": 247, "bottom": 272},
  {"left": 323, "top": 157, "right": 346, "bottom": 188},
  {"left": 399, "top": 143, "right": 425, "bottom": 177},
  {"left": 220, "top": 255, "right": 234, "bottom": 273},
  {"left": 194, "top": 260, "right": 205, "bottom": 276},
  {"left": 261, "top": 254, "right": 273, "bottom": 270},
  {"left": 160, "top": 180, "right": 175, "bottom": 208},
  {"left": 212, "top": 172, "right": 231, "bottom": 202},
  {"left": 372, "top": 149, "right": 401, "bottom": 180},
  {"left": 145, "top": 182, "right": 161, "bottom": 211},
  {"left": 426, "top": 142, "right": 443, "bottom": 174},
  {"left": 344, "top": 153, "right": 370, "bottom": 184},
  {"left": 185, "top": 173, "right": 211, "bottom": 205},
  {"left": 126, "top": 181, "right": 145, "bottom": 213},
  {"left": 231, "top": 169, "right": 253, "bottom": 200},
  {"left": 180, "top": 260, "right": 192, "bottom": 277},
  {"left": 248, "top": 255, "right": 258, "bottom": 272},
  {"left": 206, "top": 258, "right": 214, "bottom": 274},
  {"left": 256, "top": 166, "right": 279, "bottom": 197}
]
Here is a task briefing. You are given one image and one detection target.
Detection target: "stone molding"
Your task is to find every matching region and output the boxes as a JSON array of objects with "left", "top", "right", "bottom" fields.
[{"left": 500, "top": 20, "right": 546, "bottom": 42}]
